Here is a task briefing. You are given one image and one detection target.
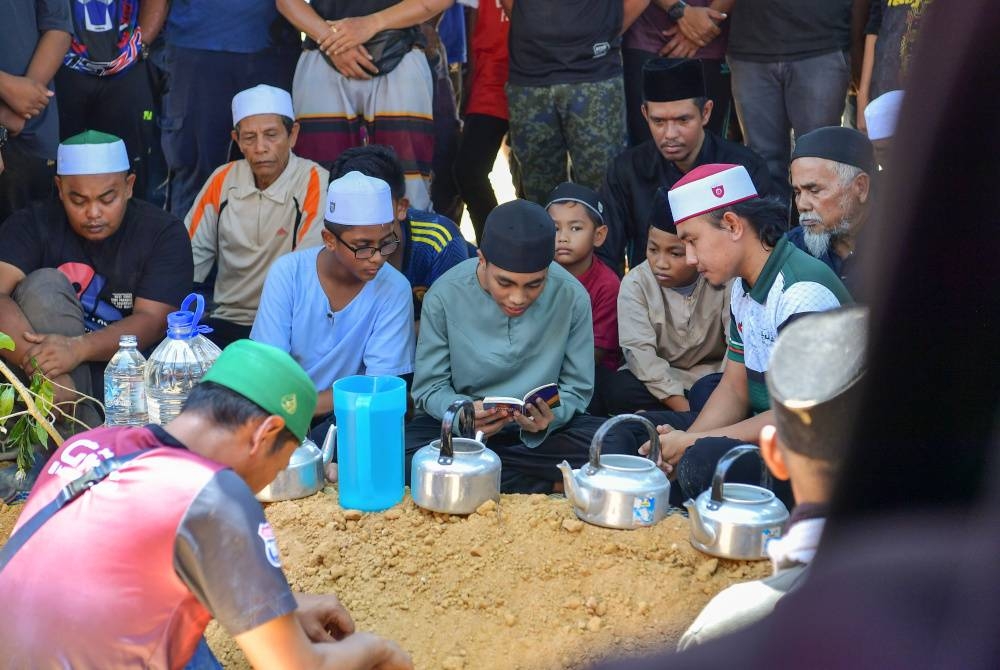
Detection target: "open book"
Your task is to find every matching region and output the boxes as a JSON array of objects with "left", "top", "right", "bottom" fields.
[{"left": 482, "top": 383, "right": 561, "bottom": 414}]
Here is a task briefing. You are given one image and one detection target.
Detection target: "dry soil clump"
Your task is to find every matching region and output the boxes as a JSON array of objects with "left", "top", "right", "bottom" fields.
[
  {"left": 206, "top": 487, "right": 770, "bottom": 668},
  {"left": 0, "top": 488, "right": 769, "bottom": 668}
]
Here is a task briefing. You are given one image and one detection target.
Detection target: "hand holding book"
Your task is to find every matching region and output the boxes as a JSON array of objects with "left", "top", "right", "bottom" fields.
[{"left": 481, "top": 383, "right": 561, "bottom": 415}]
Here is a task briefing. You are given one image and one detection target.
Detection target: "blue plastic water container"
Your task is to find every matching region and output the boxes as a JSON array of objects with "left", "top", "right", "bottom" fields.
[{"left": 333, "top": 375, "right": 407, "bottom": 511}]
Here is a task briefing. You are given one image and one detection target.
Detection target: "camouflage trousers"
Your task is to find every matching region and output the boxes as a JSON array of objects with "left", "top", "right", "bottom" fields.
[{"left": 507, "top": 76, "right": 626, "bottom": 205}]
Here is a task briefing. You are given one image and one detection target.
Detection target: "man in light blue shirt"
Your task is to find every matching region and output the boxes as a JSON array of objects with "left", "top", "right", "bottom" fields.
[{"left": 252, "top": 172, "right": 415, "bottom": 433}]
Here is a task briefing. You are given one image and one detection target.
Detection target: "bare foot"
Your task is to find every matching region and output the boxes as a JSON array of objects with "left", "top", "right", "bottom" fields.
[{"left": 324, "top": 462, "right": 338, "bottom": 483}]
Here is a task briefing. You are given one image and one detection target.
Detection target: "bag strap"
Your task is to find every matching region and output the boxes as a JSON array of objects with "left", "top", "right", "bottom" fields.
[
  {"left": 0, "top": 451, "right": 145, "bottom": 573},
  {"left": 291, "top": 196, "right": 303, "bottom": 250}
]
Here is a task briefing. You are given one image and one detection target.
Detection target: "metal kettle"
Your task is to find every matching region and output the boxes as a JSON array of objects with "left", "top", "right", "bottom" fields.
[
  {"left": 683, "top": 444, "right": 789, "bottom": 560},
  {"left": 410, "top": 399, "right": 502, "bottom": 515},
  {"left": 257, "top": 425, "right": 337, "bottom": 502},
  {"left": 557, "top": 414, "right": 670, "bottom": 529}
]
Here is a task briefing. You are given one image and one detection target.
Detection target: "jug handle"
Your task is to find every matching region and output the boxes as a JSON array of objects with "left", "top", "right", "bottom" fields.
[
  {"left": 179, "top": 292, "right": 213, "bottom": 334},
  {"left": 439, "top": 399, "right": 475, "bottom": 465},
  {"left": 710, "top": 444, "right": 768, "bottom": 504},
  {"left": 586, "top": 414, "right": 659, "bottom": 474}
]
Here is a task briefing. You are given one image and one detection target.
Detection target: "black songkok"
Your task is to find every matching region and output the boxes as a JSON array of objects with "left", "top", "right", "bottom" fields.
[
  {"left": 791, "top": 126, "right": 875, "bottom": 175},
  {"left": 646, "top": 187, "right": 676, "bottom": 234},
  {"left": 642, "top": 58, "right": 706, "bottom": 103},
  {"left": 481, "top": 199, "right": 556, "bottom": 272}
]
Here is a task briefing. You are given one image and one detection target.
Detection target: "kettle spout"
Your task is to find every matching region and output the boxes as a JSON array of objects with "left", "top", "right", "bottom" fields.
[
  {"left": 557, "top": 460, "right": 590, "bottom": 513},
  {"left": 683, "top": 499, "right": 716, "bottom": 546},
  {"left": 320, "top": 425, "right": 337, "bottom": 466}
]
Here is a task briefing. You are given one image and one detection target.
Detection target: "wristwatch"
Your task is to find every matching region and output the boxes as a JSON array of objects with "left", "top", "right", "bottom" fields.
[
  {"left": 0, "top": 125, "right": 8, "bottom": 150},
  {"left": 667, "top": 0, "right": 688, "bottom": 21}
]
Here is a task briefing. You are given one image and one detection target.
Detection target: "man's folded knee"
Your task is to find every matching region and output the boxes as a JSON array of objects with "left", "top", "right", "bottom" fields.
[
  {"left": 13, "top": 268, "right": 76, "bottom": 304},
  {"left": 11, "top": 268, "right": 84, "bottom": 332}
]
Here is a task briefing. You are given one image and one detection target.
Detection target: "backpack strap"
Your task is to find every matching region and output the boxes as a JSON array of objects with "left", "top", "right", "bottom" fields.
[{"left": 0, "top": 451, "right": 145, "bottom": 573}]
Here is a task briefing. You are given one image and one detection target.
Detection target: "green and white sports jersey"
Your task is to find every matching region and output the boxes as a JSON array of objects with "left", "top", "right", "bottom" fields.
[{"left": 728, "top": 237, "right": 853, "bottom": 414}]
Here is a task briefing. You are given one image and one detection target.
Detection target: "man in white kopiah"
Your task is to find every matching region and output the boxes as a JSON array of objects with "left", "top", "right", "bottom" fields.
[{"left": 678, "top": 306, "right": 868, "bottom": 650}]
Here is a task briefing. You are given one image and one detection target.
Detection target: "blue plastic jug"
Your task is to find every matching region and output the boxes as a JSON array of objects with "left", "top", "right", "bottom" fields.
[{"left": 333, "top": 375, "right": 407, "bottom": 511}]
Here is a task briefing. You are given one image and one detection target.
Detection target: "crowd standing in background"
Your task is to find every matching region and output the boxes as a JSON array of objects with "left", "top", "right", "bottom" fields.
[{"left": 0, "top": 0, "right": 941, "bottom": 668}]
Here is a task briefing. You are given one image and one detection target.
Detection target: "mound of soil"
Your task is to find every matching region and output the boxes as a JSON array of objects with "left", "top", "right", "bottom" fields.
[
  {"left": 205, "top": 487, "right": 770, "bottom": 669},
  {"left": 0, "top": 487, "right": 771, "bottom": 668}
]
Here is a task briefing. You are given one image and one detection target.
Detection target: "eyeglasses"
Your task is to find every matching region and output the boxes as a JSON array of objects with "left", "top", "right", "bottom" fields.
[{"left": 330, "top": 230, "right": 400, "bottom": 259}]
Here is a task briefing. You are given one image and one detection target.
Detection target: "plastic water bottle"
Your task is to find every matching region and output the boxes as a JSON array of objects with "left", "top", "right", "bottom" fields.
[
  {"left": 103, "top": 334, "right": 148, "bottom": 426},
  {"left": 145, "top": 293, "right": 222, "bottom": 425}
]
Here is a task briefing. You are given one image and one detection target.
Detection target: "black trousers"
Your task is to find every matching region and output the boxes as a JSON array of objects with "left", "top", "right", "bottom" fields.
[
  {"left": 637, "top": 409, "right": 794, "bottom": 508},
  {"left": 592, "top": 369, "right": 722, "bottom": 417},
  {"left": 55, "top": 62, "right": 156, "bottom": 199},
  {"left": 623, "top": 49, "right": 733, "bottom": 146},
  {"left": 0, "top": 141, "right": 55, "bottom": 223},
  {"left": 404, "top": 412, "right": 641, "bottom": 494},
  {"left": 453, "top": 113, "right": 509, "bottom": 243},
  {"left": 204, "top": 317, "right": 252, "bottom": 350}
]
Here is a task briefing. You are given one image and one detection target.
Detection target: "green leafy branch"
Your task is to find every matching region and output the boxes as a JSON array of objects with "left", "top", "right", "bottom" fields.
[{"left": 0, "top": 332, "right": 102, "bottom": 475}]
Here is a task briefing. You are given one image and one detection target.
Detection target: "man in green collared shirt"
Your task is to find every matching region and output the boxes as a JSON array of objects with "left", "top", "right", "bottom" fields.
[
  {"left": 639, "top": 163, "right": 850, "bottom": 507},
  {"left": 407, "top": 199, "right": 638, "bottom": 494}
]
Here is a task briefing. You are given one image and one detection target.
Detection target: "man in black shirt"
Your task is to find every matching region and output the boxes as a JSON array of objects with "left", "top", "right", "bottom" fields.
[
  {"left": 0, "top": 0, "right": 72, "bottom": 222},
  {"left": 501, "top": 0, "right": 647, "bottom": 205},
  {"left": 599, "top": 58, "right": 771, "bottom": 273},
  {"left": 0, "top": 131, "right": 192, "bottom": 425},
  {"left": 727, "top": 0, "right": 854, "bottom": 199}
]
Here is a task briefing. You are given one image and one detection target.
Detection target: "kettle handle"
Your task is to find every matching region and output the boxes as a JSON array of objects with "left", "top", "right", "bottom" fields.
[
  {"left": 439, "top": 399, "right": 476, "bottom": 464},
  {"left": 587, "top": 414, "right": 659, "bottom": 473},
  {"left": 709, "top": 444, "right": 771, "bottom": 504}
]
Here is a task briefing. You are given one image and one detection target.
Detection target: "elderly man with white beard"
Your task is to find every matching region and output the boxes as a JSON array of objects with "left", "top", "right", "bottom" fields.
[{"left": 786, "top": 127, "right": 874, "bottom": 289}]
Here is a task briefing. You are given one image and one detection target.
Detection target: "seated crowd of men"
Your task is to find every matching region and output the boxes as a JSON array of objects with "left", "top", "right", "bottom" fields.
[
  {"left": 0, "top": 58, "right": 898, "bottom": 498},
  {"left": 0, "top": 55, "right": 901, "bottom": 669}
]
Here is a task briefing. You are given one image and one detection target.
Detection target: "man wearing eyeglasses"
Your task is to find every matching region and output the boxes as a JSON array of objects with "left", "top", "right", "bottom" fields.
[{"left": 251, "top": 171, "right": 416, "bottom": 424}]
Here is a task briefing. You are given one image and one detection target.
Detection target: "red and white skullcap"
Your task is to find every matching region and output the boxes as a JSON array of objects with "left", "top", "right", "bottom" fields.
[{"left": 668, "top": 163, "right": 758, "bottom": 225}]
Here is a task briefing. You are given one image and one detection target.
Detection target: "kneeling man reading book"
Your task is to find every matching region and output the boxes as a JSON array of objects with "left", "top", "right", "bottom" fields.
[{"left": 406, "top": 200, "right": 639, "bottom": 493}]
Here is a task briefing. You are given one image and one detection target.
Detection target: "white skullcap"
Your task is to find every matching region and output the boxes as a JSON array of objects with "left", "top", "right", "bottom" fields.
[
  {"left": 864, "top": 90, "right": 904, "bottom": 141},
  {"left": 232, "top": 84, "right": 295, "bottom": 126},
  {"left": 325, "top": 171, "right": 395, "bottom": 226},
  {"left": 57, "top": 130, "right": 130, "bottom": 176},
  {"left": 668, "top": 163, "right": 758, "bottom": 225}
]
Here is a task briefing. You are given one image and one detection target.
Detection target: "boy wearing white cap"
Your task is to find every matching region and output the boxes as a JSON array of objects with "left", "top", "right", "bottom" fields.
[
  {"left": 0, "top": 130, "right": 192, "bottom": 428},
  {"left": 186, "top": 85, "right": 329, "bottom": 347},
  {"left": 251, "top": 171, "right": 415, "bottom": 422},
  {"left": 638, "top": 163, "right": 850, "bottom": 507}
]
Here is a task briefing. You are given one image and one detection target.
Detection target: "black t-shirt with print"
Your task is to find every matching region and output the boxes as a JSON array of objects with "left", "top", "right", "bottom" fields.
[
  {"left": 0, "top": 198, "right": 193, "bottom": 330},
  {"left": 508, "top": 0, "right": 623, "bottom": 86}
]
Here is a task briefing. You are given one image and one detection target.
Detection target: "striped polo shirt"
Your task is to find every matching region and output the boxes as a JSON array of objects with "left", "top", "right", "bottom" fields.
[
  {"left": 401, "top": 209, "right": 472, "bottom": 318},
  {"left": 728, "top": 237, "right": 853, "bottom": 413}
]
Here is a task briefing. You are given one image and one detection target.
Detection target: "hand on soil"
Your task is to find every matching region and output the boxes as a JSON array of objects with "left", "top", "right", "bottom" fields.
[{"left": 295, "top": 592, "right": 355, "bottom": 641}]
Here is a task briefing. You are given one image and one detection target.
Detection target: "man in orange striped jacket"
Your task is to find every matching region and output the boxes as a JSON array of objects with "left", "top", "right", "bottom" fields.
[{"left": 185, "top": 85, "right": 328, "bottom": 348}]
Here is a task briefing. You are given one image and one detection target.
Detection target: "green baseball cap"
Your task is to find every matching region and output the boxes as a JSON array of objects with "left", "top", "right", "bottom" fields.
[{"left": 202, "top": 339, "right": 317, "bottom": 441}]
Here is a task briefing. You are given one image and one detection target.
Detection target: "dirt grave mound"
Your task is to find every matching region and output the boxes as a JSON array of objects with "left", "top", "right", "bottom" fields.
[
  {"left": 205, "top": 487, "right": 770, "bottom": 669},
  {"left": 0, "top": 487, "right": 770, "bottom": 668}
]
